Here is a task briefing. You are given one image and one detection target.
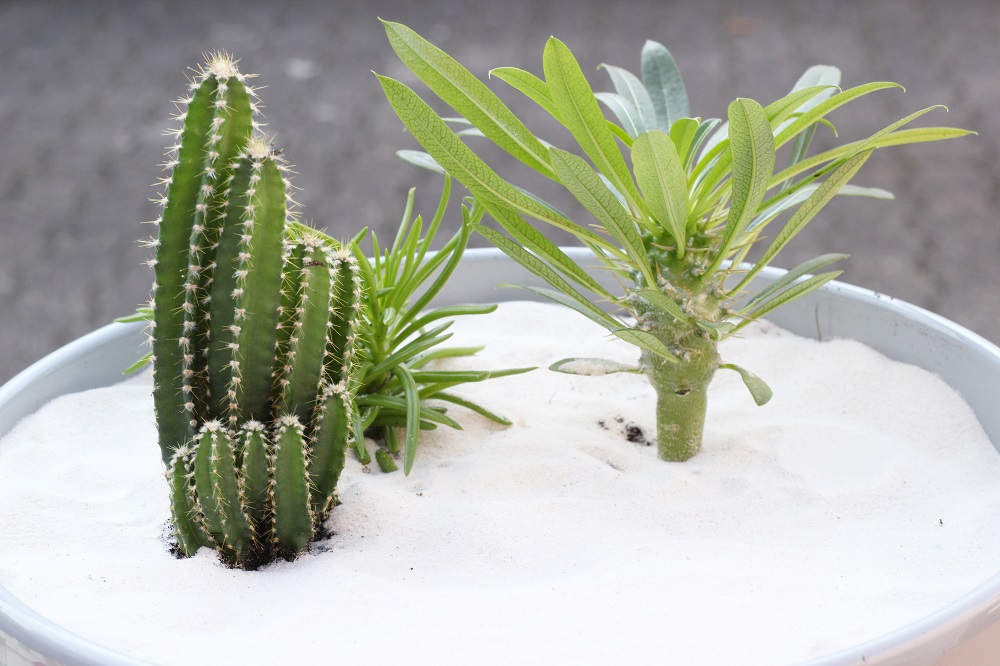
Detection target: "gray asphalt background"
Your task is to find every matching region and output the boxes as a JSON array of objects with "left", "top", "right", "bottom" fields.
[{"left": 2, "top": 0, "right": 998, "bottom": 384}]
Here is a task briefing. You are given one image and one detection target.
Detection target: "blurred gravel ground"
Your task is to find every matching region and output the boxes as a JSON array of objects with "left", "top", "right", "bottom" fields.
[{"left": 1, "top": 0, "right": 998, "bottom": 384}]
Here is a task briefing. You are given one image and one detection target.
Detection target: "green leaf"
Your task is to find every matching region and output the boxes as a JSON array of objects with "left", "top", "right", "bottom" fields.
[
  {"left": 115, "top": 308, "right": 152, "bottom": 323},
  {"left": 632, "top": 130, "right": 689, "bottom": 256},
  {"left": 769, "top": 126, "right": 975, "bottom": 194},
  {"left": 740, "top": 253, "right": 848, "bottom": 311},
  {"left": 633, "top": 288, "right": 689, "bottom": 323},
  {"left": 641, "top": 40, "right": 688, "bottom": 130},
  {"left": 490, "top": 66, "right": 560, "bottom": 120},
  {"left": 697, "top": 320, "right": 737, "bottom": 341},
  {"left": 595, "top": 93, "right": 647, "bottom": 138},
  {"left": 543, "top": 37, "right": 643, "bottom": 210},
  {"left": 686, "top": 118, "right": 722, "bottom": 171},
  {"left": 773, "top": 81, "right": 905, "bottom": 149},
  {"left": 475, "top": 225, "right": 621, "bottom": 331},
  {"left": 611, "top": 328, "right": 680, "bottom": 363},
  {"left": 735, "top": 271, "right": 843, "bottom": 330},
  {"left": 432, "top": 392, "right": 514, "bottom": 425},
  {"left": 489, "top": 204, "right": 617, "bottom": 300},
  {"left": 782, "top": 67, "right": 841, "bottom": 180},
  {"left": 378, "top": 74, "right": 612, "bottom": 248},
  {"left": 736, "top": 149, "right": 872, "bottom": 293},
  {"left": 393, "top": 304, "right": 497, "bottom": 347},
  {"left": 668, "top": 118, "right": 699, "bottom": 167},
  {"left": 601, "top": 64, "right": 657, "bottom": 131},
  {"left": 382, "top": 20, "right": 554, "bottom": 177},
  {"left": 847, "top": 105, "right": 950, "bottom": 158},
  {"left": 550, "top": 357, "right": 641, "bottom": 376},
  {"left": 548, "top": 147, "right": 657, "bottom": 287},
  {"left": 358, "top": 393, "right": 459, "bottom": 426},
  {"left": 375, "top": 448, "right": 399, "bottom": 473},
  {"left": 397, "top": 149, "right": 446, "bottom": 175},
  {"left": 765, "top": 85, "right": 837, "bottom": 132},
  {"left": 860, "top": 126, "right": 976, "bottom": 148},
  {"left": 410, "top": 346, "right": 484, "bottom": 368},
  {"left": 503, "top": 283, "right": 621, "bottom": 332},
  {"left": 392, "top": 364, "right": 421, "bottom": 476},
  {"left": 366, "top": 324, "right": 453, "bottom": 380},
  {"left": 719, "top": 363, "right": 773, "bottom": 405},
  {"left": 692, "top": 86, "right": 833, "bottom": 199},
  {"left": 122, "top": 352, "right": 152, "bottom": 375},
  {"left": 750, "top": 181, "right": 891, "bottom": 235},
  {"left": 407, "top": 218, "right": 472, "bottom": 317},
  {"left": 706, "top": 98, "right": 775, "bottom": 276}
]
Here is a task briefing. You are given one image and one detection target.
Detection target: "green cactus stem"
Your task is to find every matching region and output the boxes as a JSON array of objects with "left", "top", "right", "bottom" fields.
[
  {"left": 150, "top": 52, "right": 259, "bottom": 461},
  {"left": 143, "top": 50, "right": 515, "bottom": 566},
  {"left": 149, "top": 54, "right": 360, "bottom": 569}
]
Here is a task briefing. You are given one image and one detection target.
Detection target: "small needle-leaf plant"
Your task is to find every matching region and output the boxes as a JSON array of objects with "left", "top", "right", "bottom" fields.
[
  {"left": 309, "top": 178, "right": 533, "bottom": 475},
  {"left": 377, "top": 20, "right": 973, "bottom": 462},
  {"left": 128, "top": 52, "right": 527, "bottom": 568}
]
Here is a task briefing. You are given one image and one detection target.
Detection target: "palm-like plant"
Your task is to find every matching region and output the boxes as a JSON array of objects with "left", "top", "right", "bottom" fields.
[{"left": 377, "top": 20, "right": 973, "bottom": 461}]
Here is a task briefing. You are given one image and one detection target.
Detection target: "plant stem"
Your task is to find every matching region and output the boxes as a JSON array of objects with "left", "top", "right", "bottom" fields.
[{"left": 638, "top": 300, "right": 720, "bottom": 462}]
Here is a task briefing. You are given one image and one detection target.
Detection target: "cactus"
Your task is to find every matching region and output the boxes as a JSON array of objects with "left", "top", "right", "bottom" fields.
[
  {"left": 147, "top": 53, "right": 361, "bottom": 569},
  {"left": 124, "top": 51, "right": 534, "bottom": 566}
]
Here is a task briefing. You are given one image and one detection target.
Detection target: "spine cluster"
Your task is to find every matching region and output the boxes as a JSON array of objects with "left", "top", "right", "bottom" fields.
[{"left": 149, "top": 53, "right": 361, "bottom": 569}]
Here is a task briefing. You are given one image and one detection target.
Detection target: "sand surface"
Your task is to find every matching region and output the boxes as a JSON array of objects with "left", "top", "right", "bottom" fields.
[{"left": 2, "top": 301, "right": 1000, "bottom": 665}]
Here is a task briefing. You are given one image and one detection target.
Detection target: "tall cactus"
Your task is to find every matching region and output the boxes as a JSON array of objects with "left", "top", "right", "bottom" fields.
[{"left": 148, "top": 53, "right": 361, "bottom": 569}]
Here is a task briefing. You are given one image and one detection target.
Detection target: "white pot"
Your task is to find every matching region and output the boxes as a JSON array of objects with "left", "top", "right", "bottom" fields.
[{"left": 2, "top": 247, "right": 999, "bottom": 666}]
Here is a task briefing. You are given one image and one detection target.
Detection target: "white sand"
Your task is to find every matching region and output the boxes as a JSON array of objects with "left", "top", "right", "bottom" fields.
[{"left": 2, "top": 301, "right": 1000, "bottom": 665}]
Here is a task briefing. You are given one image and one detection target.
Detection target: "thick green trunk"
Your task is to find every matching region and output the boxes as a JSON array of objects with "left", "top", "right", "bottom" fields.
[{"left": 638, "top": 312, "right": 720, "bottom": 462}]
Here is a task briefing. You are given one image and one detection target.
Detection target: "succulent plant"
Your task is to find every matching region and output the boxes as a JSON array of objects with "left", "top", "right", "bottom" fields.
[
  {"left": 144, "top": 53, "right": 361, "bottom": 569},
  {"left": 378, "top": 21, "right": 973, "bottom": 463},
  {"left": 303, "top": 179, "right": 533, "bottom": 476},
  {"left": 124, "top": 52, "right": 530, "bottom": 567}
]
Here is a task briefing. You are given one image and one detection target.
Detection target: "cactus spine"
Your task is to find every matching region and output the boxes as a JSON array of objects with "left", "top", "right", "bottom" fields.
[{"left": 149, "top": 53, "right": 361, "bottom": 569}]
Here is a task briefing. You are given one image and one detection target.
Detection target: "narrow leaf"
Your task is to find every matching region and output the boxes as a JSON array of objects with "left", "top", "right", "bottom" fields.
[
  {"left": 769, "top": 127, "right": 975, "bottom": 193},
  {"left": 378, "top": 74, "right": 604, "bottom": 245},
  {"left": 596, "top": 93, "right": 646, "bottom": 138},
  {"left": 668, "top": 118, "right": 699, "bottom": 167},
  {"left": 394, "top": 364, "right": 421, "bottom": 476},
  {"left": 383, "top": 20, "right": 553, "bottom": 177},
  {"left": 432, "top": 392, "right": 513, "bottom": 425},
  {"left": 396, "top": 150, "right": 445, "bottom": 176},
  {"left": 633, "top": 288, "right": 689, "bottom": 323},
  {"left": 122, "top": 352, "right": 153, "bottom": 375},
  {"left": 706, "top": 98, "right": 775, "bottom": 276},
  {"left": 543, "top": 37, "right": 643, "bottom": 209},
  {"left": 739, "top": 149, "right": 872, "bottom": 292},
  {"left": 490, "top": 204, "right": 617, "bottom": 300},
  {"left": 719, "top": 363, "right": 773, "bottom": 405},
  {"left": 548, "top": 147, "right": 657, "bottom": 287},
  {"left": 773, "top": 81, "right": 905, "bottom": 149},
  {"left": 641, "top": 39, "right": 688, "bottom": 130},
  {"left": 739, "top": 253, "right": 847, "bottom": 310},
  {"left": 736, "top": 271, "right": 842, "bottom": 330},
  {"left": 490, "top": 66, "right": 560, "bottom": 120},
  {"left": 632, "top": 130, "right": 689, "bottom": 255},
  {"left": 550, "top": 357, "right": 641, "bottom": 376},
  {"left": 474, "top": 225, "right": 621, "bottom": 330},
  {"left": 504, "top": 283, "right": 622, "bottom": 332},
  {"left": 601, "top": 64, "right": 657, "bottom": 131},
  {"left": 612, "top": 328, "right": 680, "bottom": 363}
]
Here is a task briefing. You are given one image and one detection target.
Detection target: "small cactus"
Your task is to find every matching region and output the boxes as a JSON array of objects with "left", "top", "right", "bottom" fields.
[{"left": 148, "top": 53, "right": 361, "bottom": 569}]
